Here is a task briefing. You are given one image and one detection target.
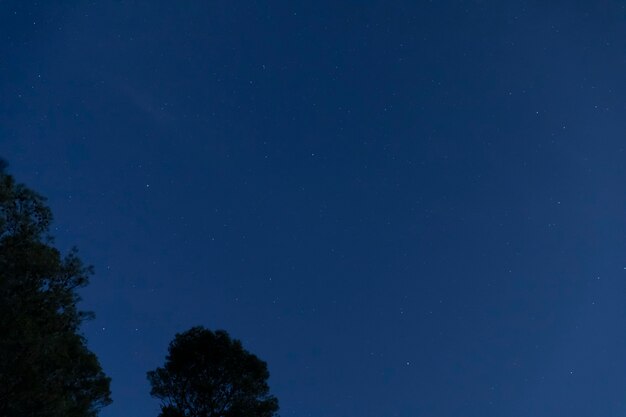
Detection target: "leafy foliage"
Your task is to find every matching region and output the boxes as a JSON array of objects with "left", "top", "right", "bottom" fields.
[
  {"left": 0, "top": 162, "right": 111, "bottom": 417},
  {"left": 147, "top": 327, "right": 279, "bottom": 417}
]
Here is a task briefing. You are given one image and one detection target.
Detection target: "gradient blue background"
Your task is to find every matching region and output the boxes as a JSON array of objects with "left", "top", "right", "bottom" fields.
[{"left": 3, "top": 1, "right": 626, "bottom": 416}]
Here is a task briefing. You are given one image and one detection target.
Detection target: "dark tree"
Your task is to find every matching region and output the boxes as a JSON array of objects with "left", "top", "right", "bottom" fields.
[
  {"left": 147, "top": 327, "right": 279, "bottom": 417},
  {"left": 0, "top": 161, "right": 111, "bottom": 417}
]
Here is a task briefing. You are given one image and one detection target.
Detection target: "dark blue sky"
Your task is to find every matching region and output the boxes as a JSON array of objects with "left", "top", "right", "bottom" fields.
[{"left": 3, "top": 1, "right": 626, "bottom": 416}]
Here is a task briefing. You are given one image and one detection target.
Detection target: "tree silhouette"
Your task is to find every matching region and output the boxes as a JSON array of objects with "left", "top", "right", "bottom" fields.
[
  {"left": 0, "top": 160, "right": 111, "bottom": 417},
  {"left": 147, "top": 326, "right": 279, "bottom": 417}
]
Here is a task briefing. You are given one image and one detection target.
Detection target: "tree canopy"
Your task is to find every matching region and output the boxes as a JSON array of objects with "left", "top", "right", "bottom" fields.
[
  {"left": 0, "top": 161, "right": 111, "bottom": 417},
  {"left": 147, "top": 326, "right": 279, "bottom": 417}
]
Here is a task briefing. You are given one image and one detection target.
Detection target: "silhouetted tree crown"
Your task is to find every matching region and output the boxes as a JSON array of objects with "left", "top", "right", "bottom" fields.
[
  {"left": 0, "top": 161, "right": 111, "bottom": 417},
  {"left": 147, "top": 326, "right": 279, "bottom": 417}
]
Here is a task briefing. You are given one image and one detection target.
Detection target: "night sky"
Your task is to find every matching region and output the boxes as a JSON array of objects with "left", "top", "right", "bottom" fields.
[{"left": 3, "top": 1, "right": 626, "bottom": 416}]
